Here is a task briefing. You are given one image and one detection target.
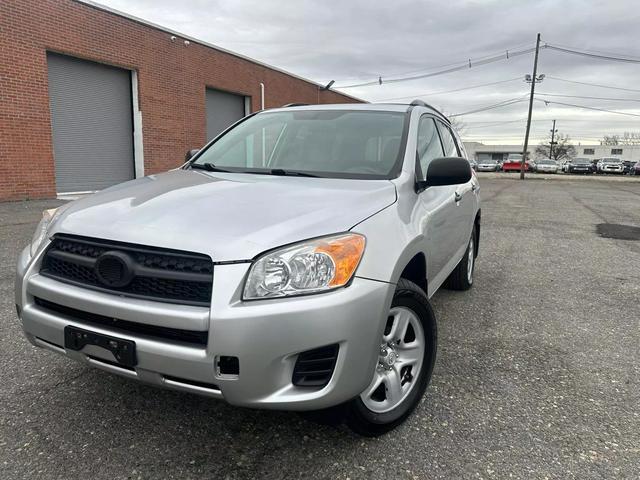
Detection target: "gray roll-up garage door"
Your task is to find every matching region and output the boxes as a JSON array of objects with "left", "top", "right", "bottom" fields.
[
  {"left": 205, "top": 88, "right": 246, "bottom": 141},
  {"left": 47, "top": 53, "right": 135, "bottom": 193}
]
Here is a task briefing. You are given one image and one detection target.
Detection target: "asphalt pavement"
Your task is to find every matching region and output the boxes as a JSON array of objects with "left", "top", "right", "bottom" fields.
[{"left": 1, "top": 177, "right": 639, "bottom": 479}]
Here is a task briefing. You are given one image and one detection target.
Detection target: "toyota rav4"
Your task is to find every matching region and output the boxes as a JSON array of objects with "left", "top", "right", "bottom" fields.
[{"left": 15, "top": 101, "right": 480, "bottom": 436}]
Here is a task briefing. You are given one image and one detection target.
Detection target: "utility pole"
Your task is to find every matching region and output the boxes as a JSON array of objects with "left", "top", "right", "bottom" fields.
[
  {"left": 549, "top": 119, "right": 557, "bottom": 159},
  {"left": 520, "top": 33, "right": 541, "bottom": 180}
]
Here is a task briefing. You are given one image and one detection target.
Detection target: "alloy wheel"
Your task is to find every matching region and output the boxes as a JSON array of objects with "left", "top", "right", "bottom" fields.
[{"left": 361, "top": 307, "right": 425, "bottom": 413}]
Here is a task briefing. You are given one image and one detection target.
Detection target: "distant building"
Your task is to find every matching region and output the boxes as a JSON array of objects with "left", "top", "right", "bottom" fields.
[{"left": 464, "top": 142, "right": 640, "bottom": 162}]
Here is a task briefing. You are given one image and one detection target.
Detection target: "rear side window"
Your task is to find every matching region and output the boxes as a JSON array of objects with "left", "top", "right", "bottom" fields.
[
  {"left": 416, "top": 116, "right": 444, "bottom": 176},
  {"left": 436, "top": 121, "right": 460, "bottom": 157}
]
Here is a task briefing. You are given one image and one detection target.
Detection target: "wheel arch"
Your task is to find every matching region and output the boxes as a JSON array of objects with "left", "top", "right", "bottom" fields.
[{"left": 397, "top": 251, "right": 427, "bottom": 295}]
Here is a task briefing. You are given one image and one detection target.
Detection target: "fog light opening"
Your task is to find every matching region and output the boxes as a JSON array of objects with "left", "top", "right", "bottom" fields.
[{"left": 216, "top": 356, "right": 239, "bottom": 378}]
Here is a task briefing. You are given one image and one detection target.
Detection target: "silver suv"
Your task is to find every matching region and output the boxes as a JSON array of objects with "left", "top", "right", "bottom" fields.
[{"left": 15, "top": 102, "right": 480, "bottom": 436}]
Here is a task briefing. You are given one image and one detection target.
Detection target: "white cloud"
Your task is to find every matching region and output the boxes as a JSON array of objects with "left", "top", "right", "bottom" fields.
[{"left": 95, "top": 0, "right": 640, "bottom": 144}]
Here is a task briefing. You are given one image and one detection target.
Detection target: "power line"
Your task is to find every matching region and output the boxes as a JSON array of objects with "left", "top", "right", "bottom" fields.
[
  {"left": 450, "top": 97, "right": 528, "bottom": 117},
  {"left": 546, "top": 76, "right": 640, "bottom": 93},
  {"left": 535, "top": 98, "right": 640, "bottom": 117},
  {"left": 372, "top": 77, "right": 522, "bottom": 102},
  {"left": 545, "top": 44, "right": 640, "bottom": 64},
  {"left": 535, "top": 92, "right": 640, "bottom": 102},
  {"left": 331, "top": 41, "right": 535, "bottom": 85},
  {"left": 335, "top": 46, "right": 536, "bottom": 88},
  {"left": 544, "top": 42, "right": 640, "bottom": 61}
]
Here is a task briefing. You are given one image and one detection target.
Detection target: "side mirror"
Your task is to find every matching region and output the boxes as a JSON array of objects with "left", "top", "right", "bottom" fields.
[
  {"left": 185, "top": 149, "right": 199, "bottom": 162},
  {"left": 416, "top": 157, "right": 472, "bottom": 192}
]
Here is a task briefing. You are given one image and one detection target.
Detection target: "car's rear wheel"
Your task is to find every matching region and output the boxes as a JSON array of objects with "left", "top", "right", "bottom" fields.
[
  {"left": 344, "top": 279, "right": 437, "bottom": 436},
  {"left": 444, "top": 225, "right": 476, "bottom": 291}
]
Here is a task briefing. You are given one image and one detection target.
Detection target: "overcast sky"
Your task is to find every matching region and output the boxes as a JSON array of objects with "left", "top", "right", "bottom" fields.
[{"left": 95, "top": 0, "right": 640, "bottom": 145}]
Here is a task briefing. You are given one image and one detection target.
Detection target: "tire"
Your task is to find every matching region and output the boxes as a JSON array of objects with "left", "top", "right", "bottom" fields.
[
  {"left": 343, "top": 279, "right": 437, "bottom": 437},
  {"left": 444, "top": 225, "right": 477, "bottom": 291}
]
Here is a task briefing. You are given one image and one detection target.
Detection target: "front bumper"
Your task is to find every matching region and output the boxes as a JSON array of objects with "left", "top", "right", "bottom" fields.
[{"left": 16, "top": 245, "right": 395, "bottom": 411}]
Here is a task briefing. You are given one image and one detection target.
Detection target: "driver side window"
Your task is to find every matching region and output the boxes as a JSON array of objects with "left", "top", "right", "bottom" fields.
[{"left": 416, "top": 116, "right": 444, "bottom": 179}]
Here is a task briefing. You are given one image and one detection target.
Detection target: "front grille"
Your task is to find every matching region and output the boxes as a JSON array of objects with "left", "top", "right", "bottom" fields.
[
  {"left": 292, "top": 344, "right": 339, "bottom": 387},
  {"left": 40, "top": 235, "right": 213, "bottom": 306},
  {"left": 34, "top": 297, "right": 208, "bottom": 346}
]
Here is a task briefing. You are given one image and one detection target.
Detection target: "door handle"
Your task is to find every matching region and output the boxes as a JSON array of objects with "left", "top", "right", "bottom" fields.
[
  {"left": 454, "top": 191, "right": 462, "bottom": 202},
  {"left": 471, "top": 183, "right": 477, "bottom": 192}
]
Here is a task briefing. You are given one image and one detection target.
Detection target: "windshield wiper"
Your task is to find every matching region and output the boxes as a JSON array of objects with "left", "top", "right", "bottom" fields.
[
  {"left": 191, "top": 163, "right": 320, "bottom": 177},
  {"left": 190, "top": 162, "right": 233, "bottom": 173},
  {"left": 268, "top": 169, "right": 319, "bottom": 178}
]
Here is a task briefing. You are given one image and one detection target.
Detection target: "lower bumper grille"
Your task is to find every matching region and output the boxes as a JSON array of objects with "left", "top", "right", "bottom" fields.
[
  {"left": 34, "top": 297, "right": 208, "bottom": 346},
  {"left": 292, "top": 344, "right": 339, "bottom": 387}
]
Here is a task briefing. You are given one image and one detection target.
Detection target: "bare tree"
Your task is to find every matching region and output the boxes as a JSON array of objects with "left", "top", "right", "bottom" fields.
[
  {"left": 448, "top": 116, "right": 466, "bottom": 135},
  {"left": 439, "top": 108, "right": 466, "bottom": 134},
  {"left": 602, "top": 132, "right": 640, "bottom": 145},
  {"left": 601, "top": 135, "right": 620, "bottom": 145},
  {"left": 535, "top": 132, "right": 576, "bottom": 161}
]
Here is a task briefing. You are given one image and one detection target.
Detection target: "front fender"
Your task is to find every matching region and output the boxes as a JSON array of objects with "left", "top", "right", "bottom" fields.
[{"left": 352, "top": 202, "right": 428, "bottom": 289}]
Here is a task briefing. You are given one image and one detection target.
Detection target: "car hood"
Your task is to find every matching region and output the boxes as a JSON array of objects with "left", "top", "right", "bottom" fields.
[{"left": 49, "top": 170, "right": 397, "bottom": 261}]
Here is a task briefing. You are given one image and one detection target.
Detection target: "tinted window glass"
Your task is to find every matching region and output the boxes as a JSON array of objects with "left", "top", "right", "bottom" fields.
[
  {"left": 193, "top": 110, "right": 406, "bottom": 179},
  {"left": 416, "top": 116, "right": 444, "bottom": 177},
  {"left": 436, "top": 121, "right": 460, "bottom": 157}
]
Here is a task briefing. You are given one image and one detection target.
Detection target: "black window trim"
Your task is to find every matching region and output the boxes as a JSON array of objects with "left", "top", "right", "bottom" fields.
[
  {"left": 415, "top": 113, "right": 444, "bottom": 181},
  {"left": 434, "top": 118, "right": 461, "bottom": 158}
]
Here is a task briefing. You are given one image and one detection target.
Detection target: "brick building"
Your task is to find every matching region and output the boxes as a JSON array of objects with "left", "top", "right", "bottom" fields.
[{"left": 0, "top": 0, "right": 360, "bottom": 201}]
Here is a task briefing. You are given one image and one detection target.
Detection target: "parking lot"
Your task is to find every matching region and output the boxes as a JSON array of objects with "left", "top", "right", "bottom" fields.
[{"left": 1, "top": 177, "right": 639, "bottom": 479}]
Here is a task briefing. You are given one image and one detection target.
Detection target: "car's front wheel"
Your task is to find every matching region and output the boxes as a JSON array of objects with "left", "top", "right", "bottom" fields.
[{"left": 344, "top": 279, "right": 437, "bottom": 436}]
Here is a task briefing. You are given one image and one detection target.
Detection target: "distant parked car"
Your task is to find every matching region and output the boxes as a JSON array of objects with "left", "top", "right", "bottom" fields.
[
  {"left": 632, "top": 161, "right": 640, "bottom": 176},
  {"left": 502, "top": 154, "right": 531, "bottom": 172},
  {"left": 476, "top": 159, "right": 500, "bottom": 172},
  {"left": 561, "top": 160, "right": 571, "bottom": 173},
  {"left": 535, "top": 159, "right": 558, "bottom": 173},
  {"left": 622, "top": 160, "right": 634, "bottom": 174},
  {"left": 597, "top": 157, "right": 624, "bottom": 174},
  {"left": 567, "top": 158, "right": 593, "bottom": 174}
]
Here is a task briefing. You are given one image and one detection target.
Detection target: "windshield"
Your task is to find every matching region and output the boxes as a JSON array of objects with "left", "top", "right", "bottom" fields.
[
  {"left": 481, "top": 160, "right": 497, "bottom": 164},
  {"left": 506, "top": 154, "right": 522, "bottom": 161},
  {"left": 190, "top": 110, "right": 407, "bottom": 179},
  {"left": 573, "top": 158, "right": 590, "bottom": 164},
  {"left": 601, "top": 158, "right": 621, "bottom": 163},
  {"left": 539, "top": 160, "right": 555, "bottom": 165}
]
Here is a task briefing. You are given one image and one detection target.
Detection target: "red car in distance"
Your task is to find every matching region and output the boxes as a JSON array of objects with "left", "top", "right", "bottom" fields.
[{"left": 502, "top": 154, "right": 532, "bottom": 172}]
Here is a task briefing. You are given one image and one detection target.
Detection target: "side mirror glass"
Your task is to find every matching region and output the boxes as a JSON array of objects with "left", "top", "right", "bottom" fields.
[
  {"left": 417, "top": 157, "right": 472, "bottom": 191},
  {"left": 185, "top": 149, "right": 200, "bottom": 162}
]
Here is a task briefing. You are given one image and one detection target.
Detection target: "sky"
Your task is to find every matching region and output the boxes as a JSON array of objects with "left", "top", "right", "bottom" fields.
[{"left": 94, "top": 0, "right": 640, "bottom": 145}]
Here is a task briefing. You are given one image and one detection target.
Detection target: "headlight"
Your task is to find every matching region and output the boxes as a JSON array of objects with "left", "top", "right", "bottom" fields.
[
  {"left": 30, "top": 208, "right": 59, "bottom": 257},
  {"left": 243, "top": 233, "right": 366, "bottom": 300}
]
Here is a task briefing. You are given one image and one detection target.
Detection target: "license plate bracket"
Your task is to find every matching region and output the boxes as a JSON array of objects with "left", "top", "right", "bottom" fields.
[{"left": 64, "top": 326, "right": 137, "bottom": 368}]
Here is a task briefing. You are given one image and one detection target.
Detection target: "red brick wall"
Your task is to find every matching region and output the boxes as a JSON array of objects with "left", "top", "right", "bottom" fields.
[{"left": 0, "top": 0, "right": 361, "bottom": 201}]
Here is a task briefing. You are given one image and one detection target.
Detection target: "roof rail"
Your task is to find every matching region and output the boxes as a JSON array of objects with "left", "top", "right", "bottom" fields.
[
  {"left": 409, "top": 99, "right": 449, "bottom": 122},
  {"left": 281, "top": 103, "right": 310, "bottom": 108}
]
